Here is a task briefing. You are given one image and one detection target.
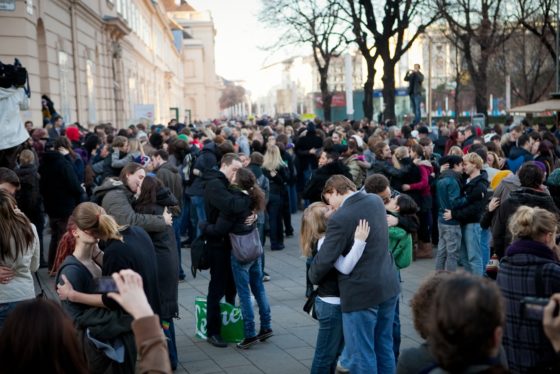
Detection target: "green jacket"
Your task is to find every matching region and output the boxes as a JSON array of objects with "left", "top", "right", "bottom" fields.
[{"left": 389, "top": 226, "right": 412, "bottom": 269}]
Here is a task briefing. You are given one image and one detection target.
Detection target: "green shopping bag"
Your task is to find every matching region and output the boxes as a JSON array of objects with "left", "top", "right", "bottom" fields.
[{"left": 195, "top": 296, "right": 245, "bottom": 343}]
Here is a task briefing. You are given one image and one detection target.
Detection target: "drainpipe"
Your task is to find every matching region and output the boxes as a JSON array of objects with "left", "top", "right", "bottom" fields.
[{"left": 70, "top": 1, "right": 83, "bottom": 124}]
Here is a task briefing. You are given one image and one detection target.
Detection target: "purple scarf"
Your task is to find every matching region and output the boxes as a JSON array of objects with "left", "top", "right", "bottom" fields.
[{"left": 505, "top": 239, "right": 557, "bottom": 261}]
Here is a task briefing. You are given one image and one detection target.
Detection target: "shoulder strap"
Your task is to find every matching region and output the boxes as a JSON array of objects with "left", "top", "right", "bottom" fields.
[{"left": 34, "top": 271, "right": 45, "bottom": 297}]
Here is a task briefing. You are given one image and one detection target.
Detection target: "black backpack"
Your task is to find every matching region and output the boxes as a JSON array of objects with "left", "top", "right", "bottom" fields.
[{"left": 190, "top": 235, "right": 209, "bottom": 278}]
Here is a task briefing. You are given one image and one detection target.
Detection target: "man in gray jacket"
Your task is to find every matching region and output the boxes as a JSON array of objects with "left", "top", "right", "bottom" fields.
[{"left": 309, "top": 175, "right": 400, "bottom": 374}]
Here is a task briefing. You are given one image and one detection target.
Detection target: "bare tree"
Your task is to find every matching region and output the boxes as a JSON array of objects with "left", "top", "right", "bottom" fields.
[
  {"left": 219, "top": 84, "right": 246, "bottom": 110},
  {"left": 494, "top": 30, "right": 555, "bottom": 104},
  {"left": 259, "top": 0, "right": 346, "bottom": 121},
  {"left": 436, "top": 0, "right": 514, "bottom": 115},
  {"left": 335, "top": 1, "right": 379, "bottom": 121},
  {"left": 516, "top": 0, "right": 556, "bottom": 63},
  {"left": 341, "top": 0, "right": 440, "bottom": 121}
]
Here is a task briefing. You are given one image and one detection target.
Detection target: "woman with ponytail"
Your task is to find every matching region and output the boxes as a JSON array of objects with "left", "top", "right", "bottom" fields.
[
  {"left": 55, "top": 202, "right": 162, "bottom": 373},
  {"left": 496, "top": 206, "right": 560, "bottom": 372},
  {"left": 0, "top": 189, "right": 40, "bottom": 328},
  {"left": 56, "top": 202, "right": 161, "bottom": 316},
  {"left": 200, "top": 167, "right": 272, "bottom": 349}
]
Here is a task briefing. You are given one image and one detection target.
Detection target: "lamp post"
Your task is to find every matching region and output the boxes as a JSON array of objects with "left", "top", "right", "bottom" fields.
[
  {"left": 427, "top": 36, "right": 433, "bottom": 127},
  {"left": 555, "top": 0, "right": 560, "bottom": 95},
  {"left": 344, "top": 52, "right": 354, "bottom": 119}
]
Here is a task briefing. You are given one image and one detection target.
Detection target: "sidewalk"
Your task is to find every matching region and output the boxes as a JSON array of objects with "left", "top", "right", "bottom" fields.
[{"left": 38, "top": 212, "right": 434, "bottom": 373}]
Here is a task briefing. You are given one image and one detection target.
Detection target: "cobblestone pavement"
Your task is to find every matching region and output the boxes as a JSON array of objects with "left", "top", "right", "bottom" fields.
[{"left": 39, "top": 212, "right": 435, "bottom": 373}]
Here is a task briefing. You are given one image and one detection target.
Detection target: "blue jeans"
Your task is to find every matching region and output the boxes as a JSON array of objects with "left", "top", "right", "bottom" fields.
[
  {"left": 230, "top": 256, "right": 271, "bottom": 338},
  {"left": 0, "top": 301, "right": 20, "bottom": 329},
  {"left": 393, "top": 274, "right": 402, "bottom": 362},
  {"left": 288, "top": 184, "right": 298, "bottom": 214},
  {"left": 481, "top": 228, "right": 491, "bottom": 269},
  {"left": 342, "top": 295, "right": 398, "bottom": 374},
  {"left": 459, "top": 223, "right": 483, "bottom": 275},
  {"left": 435, "top": 223, "right": 461, "bottom": 271},
  {"left": 410, "top": 94, "right": 422, "bottom": 124},
  {"left": 172, "top": 217, "right": 185, "bottom": 279},
  {"left": 311, "top": 298, "right": 344, "bottom": 374},
  {"left": 162, "top": 318, "right": 177, "bottom": 370},
  {"left": 191, "top": 195, "right": 206, "bottom": 238},
  {"left": 302, "top": 165, "right": 313, "bottom": 208}
]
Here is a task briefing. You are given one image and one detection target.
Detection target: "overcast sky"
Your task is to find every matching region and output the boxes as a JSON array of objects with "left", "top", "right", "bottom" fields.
[{"left": 188, "top": 0, "right": 305, "bottom": 84}]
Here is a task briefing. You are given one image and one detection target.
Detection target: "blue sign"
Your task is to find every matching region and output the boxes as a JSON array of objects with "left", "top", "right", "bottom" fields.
[{"left": 372, "top": 88, "right": 409, "bottom": 98}]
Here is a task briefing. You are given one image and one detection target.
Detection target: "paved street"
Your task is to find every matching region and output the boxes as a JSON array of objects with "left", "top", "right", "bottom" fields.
[{"left": 39, "top": 212, "right": 435, "bottom": 374}]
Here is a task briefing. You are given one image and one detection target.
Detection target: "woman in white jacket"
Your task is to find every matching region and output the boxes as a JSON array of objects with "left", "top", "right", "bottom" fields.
[{"left": 0, "top": 189, "right": 39, "bottom": 328}]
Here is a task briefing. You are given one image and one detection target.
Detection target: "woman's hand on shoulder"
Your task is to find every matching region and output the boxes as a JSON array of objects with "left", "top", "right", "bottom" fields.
[{"left": 354, "top": 219, "right": 370, "bottom": 241}]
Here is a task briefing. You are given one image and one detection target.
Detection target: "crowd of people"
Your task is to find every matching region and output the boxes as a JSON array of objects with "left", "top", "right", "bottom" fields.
[{"left": 2, "top": 98, "right": 560, "bottom": 373}]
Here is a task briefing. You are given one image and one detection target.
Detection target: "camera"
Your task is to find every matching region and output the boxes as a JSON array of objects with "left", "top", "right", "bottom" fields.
[
  {"left": 520, "top": 297, "right": 560, "bottom": 321},
  {"left": 0, "top": 58, "right": 28, "bottom": 89},
  {"left": 93, "top": 276, "right": 118, "bottom": 293}
]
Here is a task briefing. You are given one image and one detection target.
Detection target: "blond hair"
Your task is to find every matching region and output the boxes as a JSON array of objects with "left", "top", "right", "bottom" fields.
[
  {"left": 448, "top": 146, "right": 464, "bottom": 156},
  {"left": 393, "top": 146, "right": 410, "bottom": 169},
  {"left": 128, "top": 138, "right": 139, "bottom": 153},
  {"left": 509, "top": 206, "right": 558, "bottom": 242},
  {"left": 72, "top": 202, "right": 124, "bottom": 241},
  {"left": 18, "top": 149, "right": 35, "bottom": 166},
  {"left": 300, "top": 202, "right": 328, "bottom": 257},
  {"left": 262, "top": 144, "right": 284, "bottom": 171},
  {"left": 394, "top": 146, "right": 409, "bottom": 160},
  {"left": 463, "top": 153, "right": 483, "bottom": 170}
]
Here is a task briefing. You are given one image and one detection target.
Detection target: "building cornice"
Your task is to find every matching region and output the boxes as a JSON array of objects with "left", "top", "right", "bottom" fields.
[
  {"left": 103, "top": 15, "right": 132, "bottom": 40},
  {"left": 74, "top": 0, "right": 104, "bottom": 27}
]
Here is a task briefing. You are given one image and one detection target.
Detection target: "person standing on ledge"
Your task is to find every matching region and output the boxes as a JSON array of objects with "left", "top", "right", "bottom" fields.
[{"left": 404, "top": 64, "right": 424, "bottom": 126}]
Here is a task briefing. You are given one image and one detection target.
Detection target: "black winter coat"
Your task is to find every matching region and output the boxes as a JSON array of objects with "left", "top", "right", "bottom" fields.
[
  {"left": 39, "top": 151, "right": 82, "bottom": 218},
  {"left": 101, "top": 226, "right": 162, "bottom": 317},
  {"left": 134, "top": 187, "right": 179, "bottom": 319},
  {"left": 451, "top": 171, "right": 489, "bottom": 224},
  {"left": 492, "top": 188, "right": 559, "bottom": 257},
  {"left": 295, "top": 132, "right": 323, "bottom": 170},
  {"left": 264, "top": 166, "right": 289, "bottom": 196},
  {"left": 303, "top": 161, "right": 352, "bottom": 203},
  {"left": 390, "top": 157, "right": 423, "bottom": 208},
  {"left": 15, "top": 164, "right": 42, "bottom": 222},
  {"left": 187, "top": 142, "right": 218, "bottom": 196},
  {"left": 203, "top": 187, "right": 254, "bottom": 237},
  {"left": 202, "top": 169, "right": 252, "bottom": 251}
]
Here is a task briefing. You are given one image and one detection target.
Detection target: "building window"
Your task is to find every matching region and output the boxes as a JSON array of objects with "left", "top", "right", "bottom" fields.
[
  {"left": 58, "top": 51, "right": 72, "bottom": 123},
  {"left": 86, "top": 59, "right": 97, "bottom": 124}
]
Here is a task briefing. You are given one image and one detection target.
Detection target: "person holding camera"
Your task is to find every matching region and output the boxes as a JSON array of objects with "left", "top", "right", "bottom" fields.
[
  {"left": 404, "top": 64, "right": 424, "bottom": 126},
  {"left": 0, "top": 60, "right": 29, "bottom": 169},
  {"left": 496, "top": 205, "right": 560, "bottom": 372}
]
